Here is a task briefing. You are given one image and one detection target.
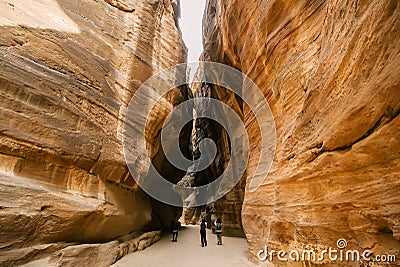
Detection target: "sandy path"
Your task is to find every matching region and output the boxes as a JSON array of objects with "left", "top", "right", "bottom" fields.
[{"left": 112, "top": 225, "right": 257, "bottom": 267}]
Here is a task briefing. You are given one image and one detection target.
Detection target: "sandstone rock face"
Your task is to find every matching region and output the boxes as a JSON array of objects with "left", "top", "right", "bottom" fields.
[
  {"left": 0, "top": 229, "right": 160, "bottom": 266},
  {"left": 47, "top": 231, "right": 161, "bottom": 267},
  {"left": 0, "top": 0, "right": 188, "bottom": 262},
  {"left": 203, "top": 0, "right": 400, "bottom": 265}
]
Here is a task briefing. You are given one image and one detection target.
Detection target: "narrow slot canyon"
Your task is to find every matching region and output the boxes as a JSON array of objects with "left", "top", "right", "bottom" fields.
[{"left": 0, "top": 0, "right": 399, "bottom": 266}]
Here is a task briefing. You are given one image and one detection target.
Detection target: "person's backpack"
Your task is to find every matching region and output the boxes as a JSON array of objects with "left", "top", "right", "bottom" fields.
[
  {"left": 200, "top": 221, "right": 206, "bottom": 232},
  {"left": 216, "top": 222, "right": 222, "bottom": 231}
]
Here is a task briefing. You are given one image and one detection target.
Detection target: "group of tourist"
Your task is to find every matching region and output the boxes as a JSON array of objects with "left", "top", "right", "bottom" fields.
[{"left": 170, "top": 218, "right": 223, "bottom": 246}]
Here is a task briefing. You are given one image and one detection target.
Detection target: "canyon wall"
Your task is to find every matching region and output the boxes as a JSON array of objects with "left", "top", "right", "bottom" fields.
[
  {"left": 203, "top": 0, "right": 400, "bottom": 265},
  {"left": 0, "top": 0, "right": 189, "bottom": 264}
]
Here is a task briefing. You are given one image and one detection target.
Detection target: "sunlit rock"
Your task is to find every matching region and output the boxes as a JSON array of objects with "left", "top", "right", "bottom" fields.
[{"left": 203, "top": 0, "right": 400, "bottom": 265}]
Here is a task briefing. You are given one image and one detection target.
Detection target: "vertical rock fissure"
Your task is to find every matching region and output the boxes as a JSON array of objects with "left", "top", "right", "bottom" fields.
[
  {"left": 174, "top": 1, "right": 247, "bottom": 238},
  {"left": 177, "top": 80, "right": 246, "bottom": 237}
]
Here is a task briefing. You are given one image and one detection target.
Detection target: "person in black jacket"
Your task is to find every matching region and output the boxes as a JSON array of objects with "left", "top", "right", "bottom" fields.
[
  {"left": 171, "top": 220, "right": 179, "bottom": 242},
  {"left": 200, "top": 219, "right": 207, "bottom": 247}
]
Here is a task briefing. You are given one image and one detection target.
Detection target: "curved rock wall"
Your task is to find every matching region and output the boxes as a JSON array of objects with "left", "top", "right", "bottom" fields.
[
  {"left": 203, "top": 0, "right": 400, "bottom": 265},
  {"left": 0, "top": 0, "right": 189, "bottom": 253}
]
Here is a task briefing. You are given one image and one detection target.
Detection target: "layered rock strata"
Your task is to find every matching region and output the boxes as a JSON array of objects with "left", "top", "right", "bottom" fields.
[
  {"left": 0, "top": 0, "right": 189, "bottom": 262},
  {"left": 203, "top": 0, "right": 400, "bottom": 265}
]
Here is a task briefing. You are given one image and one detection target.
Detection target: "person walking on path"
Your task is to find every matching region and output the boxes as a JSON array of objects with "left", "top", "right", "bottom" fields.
[
  {"left": 214, "top": 218, "right": 222, "bottom": 245},
  {"left": 171, "top": 220, "right": 179, "bottom": 242},
  {"left": 200, "top": 219, "right": 207, "bottom": 247}
]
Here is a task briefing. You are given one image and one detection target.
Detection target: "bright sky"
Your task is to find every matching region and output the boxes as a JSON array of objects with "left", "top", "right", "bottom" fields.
[{"left": 179, "top": 0, "right": 207, "bottom": 63}]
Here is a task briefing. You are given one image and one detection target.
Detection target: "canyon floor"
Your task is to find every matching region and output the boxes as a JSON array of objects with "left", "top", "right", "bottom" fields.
[{"left": 112, "top": 225, "right": 256, "bottom": 267}]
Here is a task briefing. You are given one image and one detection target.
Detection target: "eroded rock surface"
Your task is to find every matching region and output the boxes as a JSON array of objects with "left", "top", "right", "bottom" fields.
[
  {"left": 0, "top": 228, "right": 160, "bottom": 266},
  {"left": 203, "top": 0, "right": 400, "bottom": 265},
  {"left": 0, "top": 0, "right": 189, "bottom": 263}
]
